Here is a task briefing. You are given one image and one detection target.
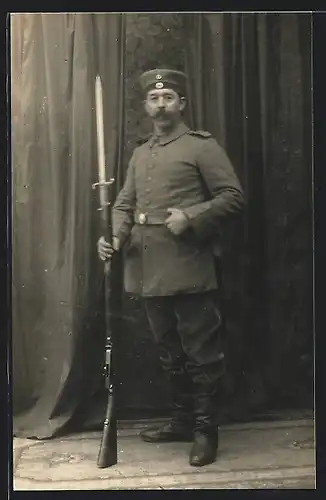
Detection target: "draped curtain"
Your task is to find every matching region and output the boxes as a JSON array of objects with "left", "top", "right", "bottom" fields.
[
  {"left": 11, "top": 13, "right": 313, "bottom": 440},
  {"left": 184, "top": 13, "right": 313, "bottom": 415},
  {"left": 12, "top": 13, "right": 125, "bottom": 438}
]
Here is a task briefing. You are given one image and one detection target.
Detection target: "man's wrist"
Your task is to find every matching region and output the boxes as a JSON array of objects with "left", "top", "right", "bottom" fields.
[
  {"left": 180, "top": 210, "right": 189, "bottom": 220},
  {"left": 180, "top": 210, "right": 191, "bottom": 230}
]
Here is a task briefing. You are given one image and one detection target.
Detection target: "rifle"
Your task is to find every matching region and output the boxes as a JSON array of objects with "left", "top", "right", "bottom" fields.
[{"left": 92, "top": 74, "right": 117, "bottom": 468}]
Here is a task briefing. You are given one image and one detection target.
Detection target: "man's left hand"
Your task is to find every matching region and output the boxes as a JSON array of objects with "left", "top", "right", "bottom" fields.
[{"left": 165, "top": 208, "right": 190, "bottom": 235}]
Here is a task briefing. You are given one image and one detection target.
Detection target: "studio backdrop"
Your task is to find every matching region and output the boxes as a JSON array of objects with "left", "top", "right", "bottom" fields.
[{"left": 11, "top": 13, "right": 313, "bottom": 439}]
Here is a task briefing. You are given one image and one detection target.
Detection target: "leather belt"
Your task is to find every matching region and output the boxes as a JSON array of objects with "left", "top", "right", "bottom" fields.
[{"left": 134, "top": 210, "right": 167, "bottom": 225}]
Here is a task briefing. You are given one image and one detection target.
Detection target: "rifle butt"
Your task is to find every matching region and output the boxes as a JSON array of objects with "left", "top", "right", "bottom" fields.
[{"left": 97, "top": 418, "right": 118, "bottom": 468}]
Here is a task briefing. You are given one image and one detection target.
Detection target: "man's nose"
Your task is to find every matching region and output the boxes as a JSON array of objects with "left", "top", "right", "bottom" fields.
[{"left": 157, "top": 97, "right": 166, "bottom": 108}]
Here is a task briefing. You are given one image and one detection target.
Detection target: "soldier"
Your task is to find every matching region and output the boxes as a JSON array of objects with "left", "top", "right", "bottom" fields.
[{"left": 97, "top": 68, "right": 245, "bottom": 466}]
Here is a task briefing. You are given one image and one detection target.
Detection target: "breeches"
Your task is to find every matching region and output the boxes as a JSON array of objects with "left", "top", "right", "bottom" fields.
[{"left": 143, "top": 291, "right": 226, "bottom": 385}]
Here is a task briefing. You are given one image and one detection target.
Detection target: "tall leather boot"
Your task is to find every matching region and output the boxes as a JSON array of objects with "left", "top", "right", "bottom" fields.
[
  {"left": 140, "top": 368, "right": 194, "bottom": 443},
  {"left": 189, "top": 382, "right": 219, "bottom": 466}
]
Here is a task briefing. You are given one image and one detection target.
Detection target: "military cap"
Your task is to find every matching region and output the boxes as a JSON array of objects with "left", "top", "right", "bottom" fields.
[{"left": 139, "top": 68, "right": 187, "bottom": 96}]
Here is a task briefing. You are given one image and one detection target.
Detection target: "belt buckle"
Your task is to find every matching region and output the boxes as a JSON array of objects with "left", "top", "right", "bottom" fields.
[{"left": 138, "top": 213, "right": 147, "bottom": 224}]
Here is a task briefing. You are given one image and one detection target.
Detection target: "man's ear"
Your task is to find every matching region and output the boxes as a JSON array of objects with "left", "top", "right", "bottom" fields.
[{"left": 180, "top": 96, "right": 187, "bottom": 111}]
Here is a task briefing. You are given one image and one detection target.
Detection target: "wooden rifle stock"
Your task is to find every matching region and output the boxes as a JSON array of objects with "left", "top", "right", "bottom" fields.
[{"left": 96, "top": 216, "right": 117, "bottom": 469}]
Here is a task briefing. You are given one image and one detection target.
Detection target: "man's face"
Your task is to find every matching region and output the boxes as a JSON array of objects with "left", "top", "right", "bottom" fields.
[{"left": 144, "top": 88, "right": 186, "bottom": 129}]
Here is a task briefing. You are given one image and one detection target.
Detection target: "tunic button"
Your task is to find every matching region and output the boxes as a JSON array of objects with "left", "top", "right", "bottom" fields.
[
  {"left": 147, "top": 176, "right": 152, "bottom": 181},
  {"left": 146, "top": 188, "right": 151, "bottom": 193}
]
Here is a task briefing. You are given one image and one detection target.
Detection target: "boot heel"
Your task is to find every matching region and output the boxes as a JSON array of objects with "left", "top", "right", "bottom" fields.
[{"left": 189, "top": 431, "right": 218, "bottom": 467}]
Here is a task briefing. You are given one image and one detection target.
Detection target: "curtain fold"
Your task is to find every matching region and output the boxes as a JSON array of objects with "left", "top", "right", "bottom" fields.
[{"left": 12, "top": 13, "right": 125, "bottom": 438}]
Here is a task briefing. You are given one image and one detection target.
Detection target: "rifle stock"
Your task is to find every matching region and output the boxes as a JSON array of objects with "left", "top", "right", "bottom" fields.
[
  {"left": 96, "top": 216, "right": 117, "bottom": 468},
  {"left": 97, "top": 272, "right": 117, "bottom": 467}
]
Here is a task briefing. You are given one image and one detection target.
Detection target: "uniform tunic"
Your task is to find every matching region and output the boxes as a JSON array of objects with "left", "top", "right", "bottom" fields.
[{"left": 112, "top": 122, "right": 244, "bottom": 297}]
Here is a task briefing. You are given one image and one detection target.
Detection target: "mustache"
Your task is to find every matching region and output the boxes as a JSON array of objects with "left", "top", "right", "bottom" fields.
[{"left": 154, "top": 110, "right": 170, "bottom": 118}]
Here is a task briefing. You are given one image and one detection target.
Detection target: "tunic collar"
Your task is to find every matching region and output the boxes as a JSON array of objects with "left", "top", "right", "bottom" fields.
[{"left": 148, "top": 122, "right": 190, "bottom": 147}]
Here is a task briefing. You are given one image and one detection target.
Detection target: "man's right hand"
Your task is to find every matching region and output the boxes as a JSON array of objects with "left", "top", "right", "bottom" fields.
[{"left": 97, "top": 236, "right": 120, "bottom": 261}]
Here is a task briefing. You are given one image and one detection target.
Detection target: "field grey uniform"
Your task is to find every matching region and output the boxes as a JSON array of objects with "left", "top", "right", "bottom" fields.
[{"left": 112, "top": 68, "right": 244, "bottom": 464}]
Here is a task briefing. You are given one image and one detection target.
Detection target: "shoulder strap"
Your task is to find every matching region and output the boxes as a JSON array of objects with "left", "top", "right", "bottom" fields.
[
  {"left": 187, "top": 130, "right": 213, "bottom": 139},
  {"left": 136, "top": 134, "right": 152, "bottom": 146}
]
